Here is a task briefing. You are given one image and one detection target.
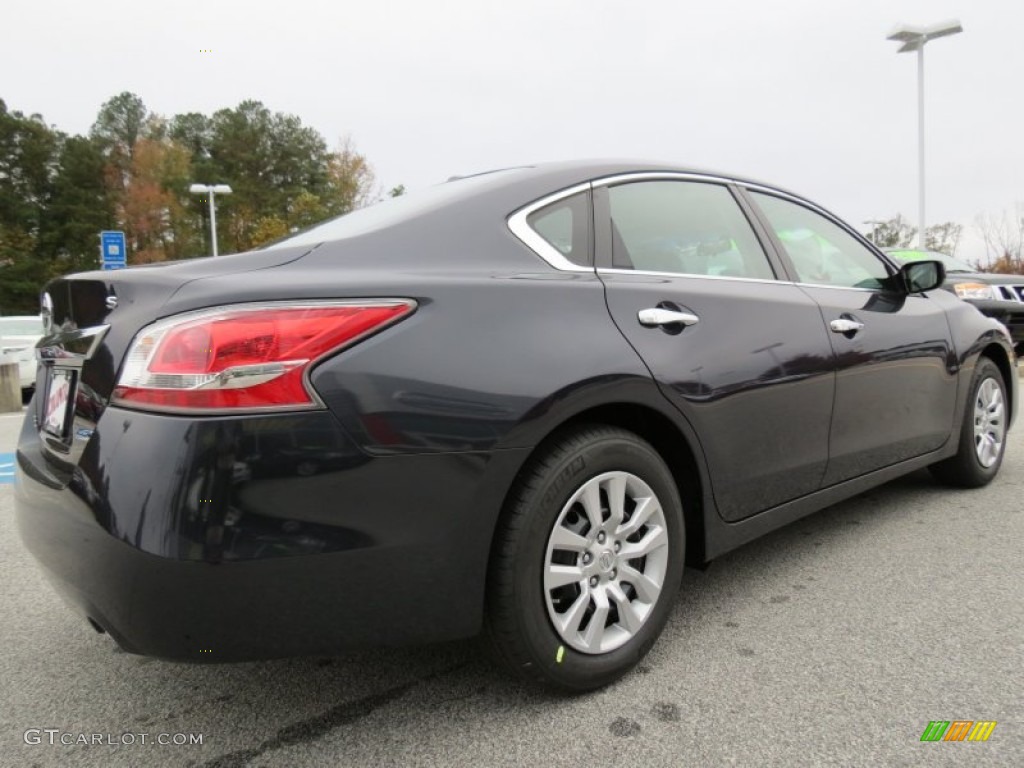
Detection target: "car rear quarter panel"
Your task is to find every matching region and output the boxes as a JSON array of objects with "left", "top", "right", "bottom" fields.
[
  {"left": 19, "top": 223, "right": 700, "bottom": 657},
  {"left": 308, "top": 270, "right": 661, "bottom": 454},
  {"left": 161, "top": 231, "right": 663, "bottom": 456}
]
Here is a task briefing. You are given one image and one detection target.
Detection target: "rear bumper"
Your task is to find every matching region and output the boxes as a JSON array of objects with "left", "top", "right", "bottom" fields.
[{"left": 15, "top": 406, "right": 527, "bottom": 660}]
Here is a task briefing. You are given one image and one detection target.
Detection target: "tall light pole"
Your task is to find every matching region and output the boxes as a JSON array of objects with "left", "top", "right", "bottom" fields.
[
  {"left": 189, "top": 183, "right": 233, "bottom": 256},
  {"left": 887, "top": 20, "right": 963, "bottom": 250}
]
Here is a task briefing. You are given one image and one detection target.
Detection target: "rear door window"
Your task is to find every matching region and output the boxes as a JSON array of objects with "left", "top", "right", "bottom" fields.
[{"left": 605, "top": 181, "right": 776, "bottom": 280}]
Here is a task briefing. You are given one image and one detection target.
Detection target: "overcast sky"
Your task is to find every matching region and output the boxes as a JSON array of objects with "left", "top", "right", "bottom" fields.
[{"left": 4, "top": 0, "right": 1021, "bottom": 261}]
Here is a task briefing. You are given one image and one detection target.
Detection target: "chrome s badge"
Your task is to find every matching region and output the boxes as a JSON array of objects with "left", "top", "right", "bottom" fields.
[
  {"left": 105, "top": 294, "right": 118, "bottom": 310},
  {"left": 40, "top": 292, "right": 53, "bottom": 335}
]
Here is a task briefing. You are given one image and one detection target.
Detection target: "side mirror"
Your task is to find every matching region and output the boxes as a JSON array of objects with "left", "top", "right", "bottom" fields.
[{"left": 899, "top": 259, "right": 946, "bottom": 293}]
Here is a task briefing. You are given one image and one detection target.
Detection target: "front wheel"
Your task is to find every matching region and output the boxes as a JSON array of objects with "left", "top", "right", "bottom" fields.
[
  {"left": 486, "top": 425, "right": 685, "bottom": 691},
  {"left": 930, "top": 357, "right": 1008, "bottom": 487}
]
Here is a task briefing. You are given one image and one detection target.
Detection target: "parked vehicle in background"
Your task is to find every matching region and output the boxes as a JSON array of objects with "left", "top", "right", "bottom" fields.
[
  {"left": 0, "top": 315, "right": 44, "bottom": 393},
  {"left": 885, "top": 248, "right": 1024, "bottom": 354},
  {"left": 15, "top": 161, "right": 1017, "bottom": 692}
]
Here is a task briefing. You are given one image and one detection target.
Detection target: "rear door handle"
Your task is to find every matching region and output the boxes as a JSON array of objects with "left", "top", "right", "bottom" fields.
[
  {"left": 829, "top": 317, "right": 865, "bottom": 334},
  {"left": 638, "top": 308, "right": 700, "bottom": 328}
]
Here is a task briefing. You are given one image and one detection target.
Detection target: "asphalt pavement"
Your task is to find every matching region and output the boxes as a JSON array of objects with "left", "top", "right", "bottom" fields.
[{"left": 0, "top": 404, "right": 1021, "bottom": 768}]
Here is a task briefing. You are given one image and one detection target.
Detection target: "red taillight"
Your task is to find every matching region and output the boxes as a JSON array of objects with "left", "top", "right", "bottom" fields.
[{"left": 112, "top": 301, "right": 415, "bottom": 412}]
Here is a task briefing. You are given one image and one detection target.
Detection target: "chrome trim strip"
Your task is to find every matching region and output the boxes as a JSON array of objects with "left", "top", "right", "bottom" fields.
[
  {"left": 36, "top": 324, "right": 110, "bottom": 367},
  {"left": 597, "top": 267, "right": 789, "bottom": 286},
  {"left": 598, "top": 268, "right": 890, "bottom": 293},
  {"left": 793, "top": 282, "right": 881, "bottom": 294},
  {"left": 590, "top": 171, "right": 739, "bottom": 187},
  {"left": 507, "top": 182, "right": 594, "bottom": 273}
]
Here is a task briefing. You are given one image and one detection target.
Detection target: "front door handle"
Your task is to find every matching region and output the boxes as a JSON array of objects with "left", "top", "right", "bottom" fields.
[
  {"left": 830, "top": 317, "right": 865, "bottom": 335},
  {"left": 638, "top": 308, "right": 700, "bottom": 328}
]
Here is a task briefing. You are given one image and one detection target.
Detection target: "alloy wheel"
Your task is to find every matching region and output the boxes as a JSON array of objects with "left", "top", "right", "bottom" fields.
[
  {"left": 973, "top": 377, "right": 1005, "bottom": 468},
  {"left": 543, "top": 471, "right": 670, "bottom": 654}
]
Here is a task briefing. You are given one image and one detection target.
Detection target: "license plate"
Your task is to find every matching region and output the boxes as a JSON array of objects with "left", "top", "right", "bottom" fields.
[{"left": 43, "top": 368, "right": 75, "bottom": 438}]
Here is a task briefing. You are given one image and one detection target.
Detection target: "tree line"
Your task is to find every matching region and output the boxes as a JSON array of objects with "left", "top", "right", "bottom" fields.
[
  {"left": 6, "top": 90, "right": 1021, "bottom": 316},
  {"left": 1, "top": 92, "right": 382, "bottom": 313},
  {"left": 864, "top": 214, "right": 963, "bottom": 256},
  {"left": 865, "top": 211, "right": 1024, "bottom": 275}
]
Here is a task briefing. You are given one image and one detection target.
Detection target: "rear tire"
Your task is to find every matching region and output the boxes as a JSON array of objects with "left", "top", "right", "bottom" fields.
[
  {"left": 930, "top": 357, "right": 1008, "bottom": 487},
  {"left": 486, "top": 425, "right": 684, "bottom": 692}
]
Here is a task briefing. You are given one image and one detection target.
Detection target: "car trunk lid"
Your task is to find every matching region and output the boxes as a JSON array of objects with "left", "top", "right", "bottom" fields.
[{"left": 30, "top": 245, "right": 316, "bottom": 468}]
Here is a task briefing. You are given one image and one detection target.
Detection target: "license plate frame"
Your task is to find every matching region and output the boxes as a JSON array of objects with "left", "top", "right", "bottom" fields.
[{"left": 43, "top": 367, "right": 76, "bottom": 440}]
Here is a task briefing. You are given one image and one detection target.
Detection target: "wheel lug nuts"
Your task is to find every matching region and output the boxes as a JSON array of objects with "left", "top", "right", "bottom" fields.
[
  {"left": 589, "top": 576, "right": 599, "bottom": 587},
  {"left": 582, "top": 553, "right": 592, "bottom": 564},
  {"left": 610, "top": 569, "right": 617, "bottom": 580},
  {"left": 614, "top": 541, "right": 620, "bottom": 552},
  {"left": 597, "top": 531, "right": 606, "bottom": 543}
]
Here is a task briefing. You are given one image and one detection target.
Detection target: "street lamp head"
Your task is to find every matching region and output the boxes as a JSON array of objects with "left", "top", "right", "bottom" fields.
[
  {"left": 887, "top": 24, "right": 926, "bottom": 44},
  {"left": 189, "top": 183, "right": 233, "bottom": 195},
  {"left": 922, "top": 19, "right": 963, "bottom": 40},
  {"left": 887, "top": 20, "right": 962, "bottom": 52}
]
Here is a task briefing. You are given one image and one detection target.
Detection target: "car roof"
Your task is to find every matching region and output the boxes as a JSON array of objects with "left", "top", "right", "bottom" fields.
[
  {"left": 266, "top": 159, "right": 820, "bottom": 254},
  {"left": 461, "top": 158, "right": 802, "bottom": 198}
]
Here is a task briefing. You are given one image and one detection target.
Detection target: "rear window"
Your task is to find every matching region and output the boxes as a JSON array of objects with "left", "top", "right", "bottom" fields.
[{"left": 264, "top": 168, "right": 526, "bottom": 250}]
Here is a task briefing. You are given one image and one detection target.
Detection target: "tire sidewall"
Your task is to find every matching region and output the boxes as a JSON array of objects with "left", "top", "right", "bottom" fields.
[{"left": 510, "top": 432, "right": 685, "bottom": 690}]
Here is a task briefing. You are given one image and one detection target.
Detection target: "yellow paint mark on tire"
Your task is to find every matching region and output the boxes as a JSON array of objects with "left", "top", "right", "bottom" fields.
[{"left": 556, "top": 645, "right": 565, "bottom": 663}]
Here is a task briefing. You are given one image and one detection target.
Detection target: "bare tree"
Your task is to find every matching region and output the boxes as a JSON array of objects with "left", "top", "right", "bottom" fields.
[
  {"left": 925, "top": 222, "right": 963, "bottom": 256},
  {"left": 865, "top": 214, "right": 916, "bottom": 248},
  {"left": 975, "top": 204, "right": 1024, "bottom": 273},
  {"left": 864, "top": 215, "right": 962, "bottom": 256}
]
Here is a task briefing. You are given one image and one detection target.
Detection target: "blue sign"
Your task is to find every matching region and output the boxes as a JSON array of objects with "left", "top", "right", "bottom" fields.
[
  {"left": 0, "top": 453, "right": 14, "bottom": 485},
  {"left": 100, "top": 230, "right": 127, "bottom": 271}
]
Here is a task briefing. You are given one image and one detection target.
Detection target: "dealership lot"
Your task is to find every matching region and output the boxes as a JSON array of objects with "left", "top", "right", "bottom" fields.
[{"left": 1, "top": 407, "right": 1021, "bottom": 767}]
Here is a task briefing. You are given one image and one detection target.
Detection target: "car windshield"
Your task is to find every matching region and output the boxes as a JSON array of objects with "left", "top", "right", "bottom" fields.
[
  {"left": 263, "top": 168, "right": 527, "bottom": 250},
  {"left": 886, "top": 249, "right": 975, "bottom": 273},
  {"left": 0, "top": 317, "right": 43, "bottom": 336}
]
